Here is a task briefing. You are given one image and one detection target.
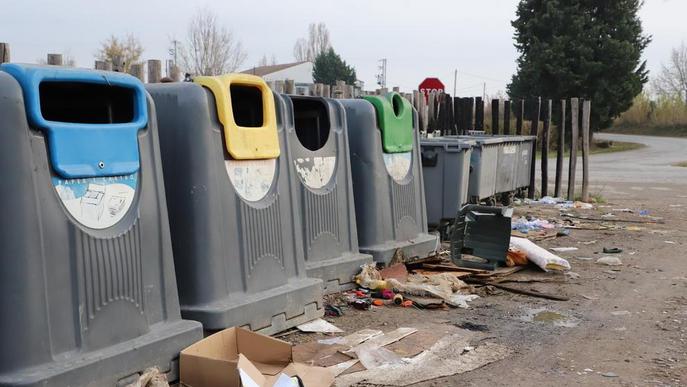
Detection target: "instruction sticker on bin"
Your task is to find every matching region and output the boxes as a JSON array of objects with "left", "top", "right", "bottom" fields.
[{"left": 53, "top": 173, "right": 137, "bottom": 229}]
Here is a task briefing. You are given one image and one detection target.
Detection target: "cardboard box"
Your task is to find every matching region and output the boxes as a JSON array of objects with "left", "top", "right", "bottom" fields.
[{"left": 180, "top": 327, "right": 334, "bottom": 387}]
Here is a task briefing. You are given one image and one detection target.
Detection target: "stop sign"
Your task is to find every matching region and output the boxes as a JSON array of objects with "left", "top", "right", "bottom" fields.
[{"left": 418, "top": 77, "right": 445, "bottom": 97}]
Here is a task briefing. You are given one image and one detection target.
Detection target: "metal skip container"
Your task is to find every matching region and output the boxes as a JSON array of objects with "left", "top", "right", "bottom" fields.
[
  {"left": 0, "top": 64, "right": 202, "bottom": 386},
  {"left": 147, "top": 74, "right": 323, "bottom": 334},
  {"left": 340, "top": 93, "right": 439, "bottom": 265},
  {"left": 279, "top": 95, "right": 373, "bottom": 294},
  {"left": 420, "top": 137, "right": 475, "bottom": 231}
]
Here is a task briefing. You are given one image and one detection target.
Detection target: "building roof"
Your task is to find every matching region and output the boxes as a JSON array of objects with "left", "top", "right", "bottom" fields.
[{"left": 240, "top": 61, "right": 309, "bottom": 77}]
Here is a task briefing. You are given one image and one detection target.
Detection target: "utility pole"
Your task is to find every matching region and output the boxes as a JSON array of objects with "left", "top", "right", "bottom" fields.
[{"left": 376, "top": 58, "right": 387, "bottom": 89}]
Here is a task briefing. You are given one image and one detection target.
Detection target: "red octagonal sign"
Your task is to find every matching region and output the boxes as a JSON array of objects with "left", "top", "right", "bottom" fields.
[{"left": 418, "top": 77, "right": 445, "bottom": 98}]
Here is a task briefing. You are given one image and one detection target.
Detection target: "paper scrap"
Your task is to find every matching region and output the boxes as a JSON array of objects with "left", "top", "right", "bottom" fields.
[{"left": 297, "top": 319, "right": 344, "bottom": 334}]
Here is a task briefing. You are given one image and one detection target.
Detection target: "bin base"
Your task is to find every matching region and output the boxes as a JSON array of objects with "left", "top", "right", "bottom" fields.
[
  {"left": 306, "top": 252, "right": 374, "bottom": 294},
  {"left": 183, "top": 277, "right": 324, "bottom": 335},
  {"left": 0, "top": 319, "right": 202, "bottom": 387},
  {"left": 361, "top": 233, "right": 439, "bottom": 266}
]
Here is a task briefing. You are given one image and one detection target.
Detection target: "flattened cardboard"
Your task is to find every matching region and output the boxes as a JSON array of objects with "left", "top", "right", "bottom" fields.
[{"left": 180, "top": 327, "right": 333, "bottom": 387}]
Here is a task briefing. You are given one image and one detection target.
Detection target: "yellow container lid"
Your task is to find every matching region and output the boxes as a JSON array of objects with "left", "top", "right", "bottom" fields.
[{"left": 194, "top": 74, "right": 280, "bottom": 159}]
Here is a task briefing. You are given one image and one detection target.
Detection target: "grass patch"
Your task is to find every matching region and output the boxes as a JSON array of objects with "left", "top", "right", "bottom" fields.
[
  {"left": 537, "top": 140, "right": 644, "bottom": 159},
  {"left": 673, "top": 161, "right": 687, "bottom": 168},
  {"left": 607, "top": 126, "right": 687, "bottom": 137}
]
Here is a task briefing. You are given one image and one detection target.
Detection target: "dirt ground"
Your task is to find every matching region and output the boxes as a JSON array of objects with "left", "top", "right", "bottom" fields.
[{"left": 284, "top": 180, "right": 687, "bottom": 386}]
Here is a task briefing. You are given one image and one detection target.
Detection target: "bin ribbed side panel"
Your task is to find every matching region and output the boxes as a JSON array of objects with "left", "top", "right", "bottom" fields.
[
  {"left": 240, "top": 199, "right": 284, "bottom": 272},
  {"left": 304, "top": 189, "right": 340, "bottom": 248},
  {"left": 391, "top": 178, "right": 416, "bottom": 227},
  {"left": 77, "top": 221, "right": 144, "bottom": 325}
]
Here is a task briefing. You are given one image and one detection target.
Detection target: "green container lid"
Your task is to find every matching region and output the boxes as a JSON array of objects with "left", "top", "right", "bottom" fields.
[{"left": 363, "top": 93, "right": 414, "bottom": 153}]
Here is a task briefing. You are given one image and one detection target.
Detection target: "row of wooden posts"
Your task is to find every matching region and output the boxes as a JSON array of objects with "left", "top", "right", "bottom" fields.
[{"left": 414, "top": 92, "right": 592, "bottom": 203}]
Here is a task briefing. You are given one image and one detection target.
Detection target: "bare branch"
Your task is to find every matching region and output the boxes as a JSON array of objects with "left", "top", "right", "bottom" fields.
[{"left": 292, "top": 22, "right": 331, "bottom": 62}]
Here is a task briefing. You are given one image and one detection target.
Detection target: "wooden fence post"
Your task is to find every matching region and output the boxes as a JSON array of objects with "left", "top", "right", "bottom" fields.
[
  {"left": 466, "top": 97, "right": 474, "bottom": 132},
  {"left": 554, "top": 99, "right": 566, "bottom": 197},
  {"left": 0, "top": 42, "right": 9, "bottom": 63},
  {"left": 516, "top": 99, "right": 524, "bottom": 135},
  {"left": 474, "top": 97, "right": 483, "bottom": 131},
  {"left": 503, "top": 100, "right": 511, "bottom": 135},
  {"left": 541, "top": 99, "right": 551, "bottom": 197},
  {"left": 94, "top": 60, "right": 112, "bottom": 71},
  {"left": 47, "top": 53, "right": 63, "bottom": 66},
  {"left": 147, "top": 60, "right": 161, "bottom": 83},
  {"left": 112, "top": 56, "right": 125, "bottom": 72},
  {"left": 528, "top": 98, "right": 541, "bottom": 199},
  {"left": 453, "top": 97, "right": 462, "bottom": 135},
  {"left": 285, "top": 79, "right": 296, "bottom": 94},
  {"left": 128, "top": 63, "right": 144, "bottom": 81},
  {"left": 581, "top": 100, "right": 591, "bottom": 202},
  {"left": 567, "top": 98, "right": 579, "bottom": 200},
  {"left": 491, "top": 99, "right": 500, "bottom": 134}
]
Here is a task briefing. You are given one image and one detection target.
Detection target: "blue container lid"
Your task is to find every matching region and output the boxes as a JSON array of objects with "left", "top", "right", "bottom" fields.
[{"left": 0, "top": 64, "right": 147, "bottom": 178}]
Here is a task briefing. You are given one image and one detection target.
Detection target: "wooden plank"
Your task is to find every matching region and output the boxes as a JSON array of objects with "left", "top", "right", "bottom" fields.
[
  {"left": 581, "top": 99, "right": 591, "bottom": 202},
  {"left": 128, "top": 63, "right": 144, "bottom": 81},
  {"left": 491, "top": 99, "right": 500, "bottom": 134},
  {"left": 516, "top": 99, "right": 524, "bottom": 135},
  {"left": 285, "top": 79, "right": 296, "bottom": 94},
  {"left": 47, "top": 53, "right": 63, "bottom": 66},
  {"left": 541, "top": 99, "right": 551, "bottom": 197},
  {"left": 554, "top": 99, "right": 566, "bottom": 197},
  {"left": 94, "top": 60, "right": 112, "bottom": 71},
  {"left": 503, "top": 100, "right": 511, "bottom": 135},
  {"left": 0, "top": 42, "right": 9, "bottom": 63},
  {"left": 568, "top": 98, "right": 579, "bottom": 200}
]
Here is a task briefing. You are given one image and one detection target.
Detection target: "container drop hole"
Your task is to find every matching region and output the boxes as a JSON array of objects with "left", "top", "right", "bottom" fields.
[
  {"left": 392, "top": 94, "right": 404, "bottom": 117},
  {"left": 40, "top": 81, "right": 134, "bottom": 124},
  {"left": 293, "top": 97, "right": 330, "bottom": 151},
  {"left": 230, "top": 85, "right": 263, "bottom": 127}
]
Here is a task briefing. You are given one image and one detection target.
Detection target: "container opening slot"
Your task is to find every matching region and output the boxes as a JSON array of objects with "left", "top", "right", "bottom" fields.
[
  {"left": 39, "top": 81, "right": 135, "bottom": 124},
  {"left": 293, "top": 98, "right": 330, "bottom": 151},
  {"left": 230, "top": 85, "right": 263, "bottom": 127}
]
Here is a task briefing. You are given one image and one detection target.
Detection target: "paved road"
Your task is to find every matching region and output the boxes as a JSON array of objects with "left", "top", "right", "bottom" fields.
[{"left": 549, "top": 132, "right": 687, "bottom": 185}]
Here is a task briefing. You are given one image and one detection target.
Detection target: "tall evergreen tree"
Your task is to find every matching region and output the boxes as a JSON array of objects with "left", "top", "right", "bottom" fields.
[
  {"left": 508, "top": 0, "right": 650, "bottom": 130},
  {"left": 312, "top": 48, "right": 357, "bottom": 86}
]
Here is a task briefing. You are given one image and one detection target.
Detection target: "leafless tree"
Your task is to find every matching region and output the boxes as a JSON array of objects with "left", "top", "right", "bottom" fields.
[
  {"left": 96, "top": 34, "right": 143, "bottom": 73},
  {"left": 653, "top": 42, "right": 687, "bottom": 102},
  {"left": 257, "top": 54, "right": 278, "bottom": 67},
  {"left": 293, "top": 23, "right": 331, "bottom": 62},
  {"left": 181, "top": 8, "right": 247, "bottom": 76}
]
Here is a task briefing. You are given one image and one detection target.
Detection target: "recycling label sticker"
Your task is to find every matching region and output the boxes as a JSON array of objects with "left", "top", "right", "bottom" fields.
[
  {"left": 53, "top": 173, "right": 137, "bottom": 229},
  {"left": 294, "top": 156, "right": 336, "bottom": 189},
  {"left": 226, "top": 158, "right": 277, "bottom": 202},
  {"left": 383, "top": 152, "right": 412, "bottom": 182}
]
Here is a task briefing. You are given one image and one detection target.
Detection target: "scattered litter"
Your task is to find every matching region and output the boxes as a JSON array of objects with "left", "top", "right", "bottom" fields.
[
  {"left": 601, "top": 213, "right": 616, "bottom": 218},
  {"left": 125, "top": 368, "right": 168, "bottom": 387},
  {"left": 297, "top": 319, "right": 344, "bottom": 334},
  {"left": 550, "top": 247, "right": 578, "bottom": 252},
  {"left": 602, "top": 372, "right": 619, "bottom": 378},
  {"left": 506, "top": 246, "right": 529, "bottom": 267},
  {"left": 334, "top": 333, "right": 511, "bottom": 386},
  {"left": 602, "top": 247, "right": 623, "bottom": 254},
  {"left": 611, "top": 310, "right": 631, "bottom": 316},
  {"left": 355, "top": 345, "right": 404, "bottom": 369},
  {"left": 355, "top": 263, "right": 388, "bottom": 290},
  {"left": 318, "top": 329, "right": 382, "bottom": 347},
  {"left": 596, "top": 256, "right": 623, "bottom": 266},
  {"left": 327, "top": 360, "right": 359, "bottom": 377},
  {"left": 669, "top": 204, "right": 683, "bottom": 208},
  {"left": 456, "top": 322, "right": 489, "bottom": 332},
  {"left": 639, "top": 210, "right": 650, "bottom": 216},
  {"left": 346, "top": 328, "right": 418, "bottom": 354},
  {"left": 379, "top": 263, "right": 409, "bottom": 282},
  {"left": 575, "top": 256, "right": 594, "bottom": 261},
  {"left": 510, "top": 237, "right": 571, "bottom": 272},
  {"left": 612, "top": 208, "right": 633, "bottom": 213},
  {"left": 565, "top": 271, "right": 580, "bottom": 280},
  {"left": 511, "top": 217, "right": 555, "bottom": 233},
  {"left": 664, "top": 241, "right": 676, "bottom": 244},
  {"left": 557, "top": 228, "right": 571, "bottom": 237},
  {"left": 580, "top": 240, "right": 597, "bottom": 245},
  {"left": 581, "top": 294, "right": 599, "bottom": 300},
  {"left": 324, "top": 304, "right": 343, "bottom": 317},
  {"left": 625, "top": 226, "right": 643, "bottom": 231}
]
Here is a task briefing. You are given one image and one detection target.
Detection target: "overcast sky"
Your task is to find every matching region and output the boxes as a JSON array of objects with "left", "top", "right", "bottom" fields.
[{"left": 2, "top": 0, "right": 684, "bottom": 95}]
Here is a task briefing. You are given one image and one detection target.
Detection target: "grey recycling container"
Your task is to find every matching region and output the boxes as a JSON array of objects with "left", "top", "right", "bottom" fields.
[
  {"left": 514, "top": 136, "right": 536, "bottom": 193},
  {"left": 449, "top": 135, "right": 503, "bottom": 204},
  {"left": 0, "top": 64, "right": 202, "bottom": 387},
  {"left": 279, "top": 94, "right": 373, "bottom": 294},
  {"left": 340, "top": 93, "right": 439, "bottom": 265},
  {"left": 147, "top": 74, "right": 323, "bottom": 334},
  {"left": 420, "top": 137, "right": 475, "bottom": 228}
]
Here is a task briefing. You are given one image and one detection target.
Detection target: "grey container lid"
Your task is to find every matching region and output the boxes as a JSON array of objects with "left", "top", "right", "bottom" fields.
[{"left": 420, "top": 136, "right": 476, "bottom": 152}]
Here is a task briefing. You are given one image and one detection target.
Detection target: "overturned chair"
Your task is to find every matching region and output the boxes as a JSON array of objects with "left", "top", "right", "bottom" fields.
[
  {"left": 147, "top": 74, "right": 323, "bottom": 334},
  {"left": 0, "top": 64, "right": 202, "bottom": 387}
]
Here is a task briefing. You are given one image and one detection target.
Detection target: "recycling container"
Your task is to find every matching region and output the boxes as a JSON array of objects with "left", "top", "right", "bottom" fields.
[
  {"left": 0, "top": 64, "right": 202, "bottom": 387},
  {"left": 279, "top": 95, "right": 373, "bottom": 293},
  {"left": 340, "top": 93, "right": 439, "bottom": 265},
  {"left": 147, "top": 74, "right": 323, "bottom": 334},
  {"left": 420, "top": 137, "right": 475, "bottom": 228},
  {"left": 514, "top": 136, "right": 536, "bottom": 193},
  {"left": 449, "top": 135, "right": 503, "bottom": 204}
]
